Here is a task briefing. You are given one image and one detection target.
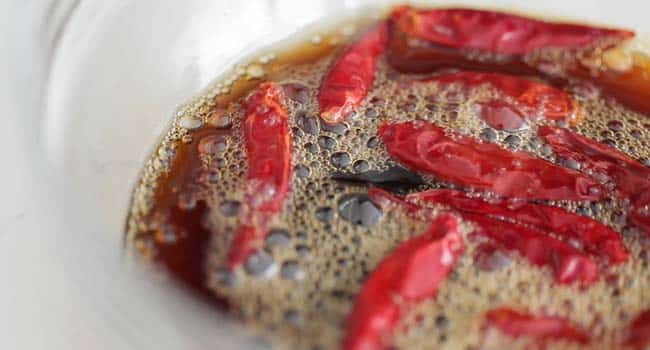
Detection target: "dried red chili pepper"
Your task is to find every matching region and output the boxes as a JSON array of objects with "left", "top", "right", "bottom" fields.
[
  {"left": 484, "top": 307, "right": 589, "bottom": 344},
  {"left": 422, "top": 72, "right": 580, "bottom": 130},
  {"left": 538, "top": 125, "right": 650, "bottom": 198},
  {"left": 369, "top": 188, "right": 600, "bottom": 285},
  {"left": 407, "top": 188, "right": 628, "bottom": 264},
  {"left": 318, "top": 22, "right": 388, "bottom": 124},
  {"left": 387, "top": 6, "right": 633, "bottom": 74},
  {"left": 466, "top": 213, "right": 599, "bottom": 284},
  {"left": 379, "top": 121, "right": 603, "bottom": 201},
  {"left": 392, "top": 7, "right": 632, "bottom": 55},
  {"left": 625, "top": 309, "right": 650, "bottom": 350},
  {"left": 343, "top": 213, "right": 464, "bottom": 350},
  {"left": 538, "top": 126, "right": 650, "bottom": 236},
  {"left": 228, "top": 83, "right": 291, "bottom": 267}
]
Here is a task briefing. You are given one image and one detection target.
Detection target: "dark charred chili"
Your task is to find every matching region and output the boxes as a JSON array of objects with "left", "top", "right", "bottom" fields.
[
  {"left": 369, "top": 188, "right": 600, "bottom": 285},
  {"left": 318, "top": 22, "right": 388, "bottom": 124},
  {"left": 379, "top": 121, "right": 604, "bottom": 201},
  {"left": 228, "top": 83, "right": 292, "bottom": 268},
  {"left": 625, "top": 309, "right": 650, "bottom": 350},
  {"left": 421, "top": 72, "right": 581, "bottom": 131},
  {"left": 484, "top": 307, "right": 589, "bottom": 344},
  {"left": 343, "top": 213, "right": 464, "bottom": 350},
  {"left": 407, "top": 189, "right": 628, "bottom": 264}
]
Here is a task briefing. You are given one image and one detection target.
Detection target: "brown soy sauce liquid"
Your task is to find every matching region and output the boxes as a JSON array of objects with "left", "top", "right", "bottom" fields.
[
  {"left": 125, "top": 34, "right": 341, "bottom": 307},
  {"left": 126, "top": 14, "right": 650, "bottom": 350}
]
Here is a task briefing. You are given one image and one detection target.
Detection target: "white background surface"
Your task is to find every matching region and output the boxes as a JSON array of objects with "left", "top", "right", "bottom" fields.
[{"left": 1, "top": 1, "right": 649, "bottom": 349}]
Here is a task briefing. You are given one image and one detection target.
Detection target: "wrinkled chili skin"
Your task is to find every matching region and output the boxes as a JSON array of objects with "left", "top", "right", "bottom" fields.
[
  {"left": 485, "top": 307, "right": 589, "bottom": 344},
  {"left": 422, "top": 72, "right": 580, "bottom": 130},
  {"left": 539, "top": 125, "right": 650, "bottom": 236},
  {"left": 625, "top": 309, "right": 650, "bottom": 350},
  {"left": 343, "top": 213, "right": 464, "bottom": 350},
  {"left": 318, "top": 22, "right": 388, "bottom": 124},
  {"left": 467, "top": 213, "right": 599, "bottom": 285},
  {"left": 387, "top": 6, "right": 633, "bottom": 74},
  {"left": 387, "top": 16, "right": 534, "bottom": 75},
  {"left": 379, "top": 121, "right": 604, "bottom": 201},
  {"left": 369, "top": 188, "right": 600, "bottom": 285},
  {"left": 228, "top": 83, "right": 292, "bottom": 267},
  {"left": 392, "top": 7, "right": 632, "bottom": 55},
  {"left": 407, "top": 188, "right": 628, "bottom": 264},
  {"left": 538, "top": 125, "right": 650, "bottom": 198}
]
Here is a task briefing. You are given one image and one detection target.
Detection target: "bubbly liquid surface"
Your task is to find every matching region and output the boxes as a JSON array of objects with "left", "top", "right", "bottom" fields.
[{"left": 126, "top": 17, "right": 650, "bottom": 350}]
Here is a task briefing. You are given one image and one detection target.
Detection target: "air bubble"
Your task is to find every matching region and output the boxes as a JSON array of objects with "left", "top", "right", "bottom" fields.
[
  {"left": 206, "top": 170, "right": 221, "bottom": 183},
  {"left": 283, "top": 83, "right": 310, "bottom": 104},
  {"left": 315, "top": 207, "right": 335, "bottom": 222},
  {"left": 295, "top": 244, "right": 311, "bottom": 258},
  {"left": 321, "top": 121, "right": 348, "bottom": 135},
  {"left": 220, "top": 200, "right": 241, "bottom": 217},
  {"left": 475, "top": 245, "right": 512, "bottom": 271},
  {"left": 266, "top": 229, "right": 292, "bottom": 249},
  {"left": 294, "top": 164, "right": 311, "bottom": 178},
  {"left": 366, "top": 137, "right": 379, "bottom": 148},
  {"left": 479, "top": 128, "right": 497, "bottom": 142},
  {"left": 338, "top": 194, "right": 382, "bottom": 228},
  {"left": 503, "top": 134, "right": 520, "bottom": 148},
  {"left": 304, "top": 142, "right": 319, "bottom": 154},
  {"left": 318, "top": 136, "right": 336, "bottom": 150},
  {"left": 365, "top": 109, "right": 378, "bottom": 119},
  {"left": 331, "top": 152, "right": 351, "bottom": 168},
  {"left": 244, "top": 251, "right": 277, "bottom": 278},
  {"left": 280, "top": 260, "right": 305, "bottom": 280},
  {"left": 213, "top": 268, "right": 237, "bottom": 286},
  {"left": 207, "top": 110, "right": 232, "bottom": 128},
  {"left": 284, "top": 309, "right": 302, "bottom": 326},
  {"left": 602, "top": 138, "right": 616, "bottom": 147},
  {"left": 399, "top": 101, "right": 416, "bottom": 113},
  {"left": 608, "top": 120, "right": 624, "bottom": 131},
  {"left": 435, "top": 315, "right": 450, "bottom": 329},
  {"left": 298, "top": 112, "right": 320, "bottom": 135},
  {"left": 353, "top": 160, "right": 370, "bottom": 173},
  {"left": 198, "top": 134, "right": 228, "bottom": 155},
  {"left": 179, "top": 115, "right": 203, "bottom": 130}
]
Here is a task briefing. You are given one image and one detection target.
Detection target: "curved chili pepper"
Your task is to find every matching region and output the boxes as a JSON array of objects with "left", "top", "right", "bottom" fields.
[
  {"left": 387, "top": 6, "right": 633, "bottom": 74},
  {"left": 369, "top": 188, "right": 600, "bottom": 285},
  {"left": 318, "top": 22, "right": 388, "bottom": 124},
  {"left": 379, "top": 121, "right": 604, "bottom": 201},
  {"left": 392, "top": 6, "right": 632, "bottom": 55},
  {"left": 422, "top": 72, "right": 580, "bottom": 130},
  {"left": 467, "top": 213, "right": 599, "bottom": 284},
  {"left": 625, "top": 309, "right": 650, "bottom": 350},
  {"left": 343, "top": 213, "right": 464, "bottom": 350},
  {"left": 484, "top": 307, "right": 589, "bottom": 344},
  {"left": 228, "top": 83, "right": 291, "bottom": 267},
  {"left": 407, "top": 189, "right": 628, "bottom": 264},
  {"left": 538, "top": 125, "right": 650, "bottom": 198}
]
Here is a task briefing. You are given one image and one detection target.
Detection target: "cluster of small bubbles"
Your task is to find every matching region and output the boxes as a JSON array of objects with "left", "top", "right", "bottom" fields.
[{"left": 127, "top": 28, "right": 650, "bottom": 350}]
